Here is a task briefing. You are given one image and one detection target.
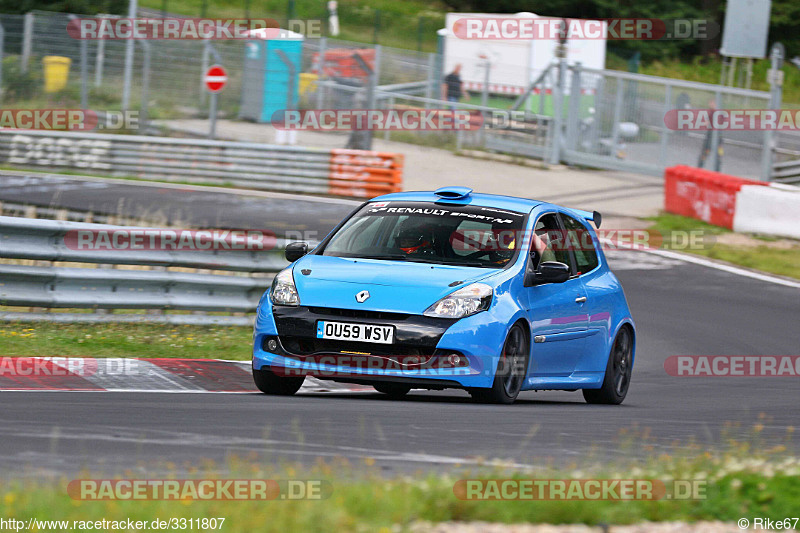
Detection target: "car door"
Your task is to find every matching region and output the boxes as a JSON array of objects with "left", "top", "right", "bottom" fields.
[
  {"left": 523, "top": 212, "right": 589, "bottom": 378},
  {"left": 559, "top": 213, "right": 613, "bottom": 373}
]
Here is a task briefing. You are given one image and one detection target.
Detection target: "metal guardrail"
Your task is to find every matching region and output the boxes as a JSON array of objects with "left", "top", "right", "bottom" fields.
[
  {"left": 771, "top": 159, "right": 800, "bottom": 184},
  {"left": 0, "top": 216, "right": 291, "bottom": 324},
  {"left": 371, "top": 90, "right": 554, "bottom": 158},
  {"left": 0, "top": 131, "right": 404, "bottom": 198}
]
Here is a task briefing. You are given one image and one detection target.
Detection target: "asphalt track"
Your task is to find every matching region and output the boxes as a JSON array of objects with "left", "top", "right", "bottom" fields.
[
  {"left": 0, "top": 172, "right": 798, "bottom": 476},
  {"left": 0, "top": 171, "right": 357, "bottom": 238},
  {"left": 2, "top": 249, "right": 799, "bottom": 477}
]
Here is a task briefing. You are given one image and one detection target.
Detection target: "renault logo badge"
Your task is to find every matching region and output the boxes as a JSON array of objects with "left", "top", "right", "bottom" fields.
[{"left": 355, "top": 290, "right": 370, "bottom": 303}]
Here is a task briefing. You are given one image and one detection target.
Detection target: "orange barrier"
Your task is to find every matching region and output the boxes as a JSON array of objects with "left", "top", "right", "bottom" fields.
[
  {"left": 328, "top": 149, "right": 404, "bottom": 198},
  {"left": 312, "top": 49, "right": 375, "bottom": 80},
  {"left": 664, "top": 165, "right": 767, "bottom": 229}
]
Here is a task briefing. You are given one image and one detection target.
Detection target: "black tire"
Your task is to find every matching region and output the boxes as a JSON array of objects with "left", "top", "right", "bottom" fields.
[
  {"left": 469, "top": 323, "right": 529, "bottom": 405},
  {"left": 583, "top": 326, "right": 633, "bottom": 405},
  {"left": 373, "top": 382, "right": 412, "bottom": 398},
  {"left": 253, "top": 367, "right": 305, "bottom": 396}
]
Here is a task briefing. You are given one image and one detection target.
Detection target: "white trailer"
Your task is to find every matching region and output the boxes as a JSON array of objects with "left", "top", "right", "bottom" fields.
[{"left": 442, "top": 12, "right": 607, "bottom": 95}]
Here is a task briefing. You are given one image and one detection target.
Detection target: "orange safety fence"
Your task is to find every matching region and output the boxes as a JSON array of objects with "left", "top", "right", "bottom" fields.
[{"left": 328, "top": 149, "right": 404, "bottom": 198}]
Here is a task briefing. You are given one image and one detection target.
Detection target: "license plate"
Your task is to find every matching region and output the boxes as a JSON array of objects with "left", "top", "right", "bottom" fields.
[{"left": 316, "top": 321, "right": 394, "bottom": 344}]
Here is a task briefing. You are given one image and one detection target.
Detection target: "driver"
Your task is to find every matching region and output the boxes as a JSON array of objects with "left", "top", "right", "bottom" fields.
[{"left": 395, "top": 221, "right": 435, "bottom": 256}]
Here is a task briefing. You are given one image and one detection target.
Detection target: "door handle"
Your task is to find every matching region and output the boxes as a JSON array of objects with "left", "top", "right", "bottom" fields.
[{"left": 575, "top": 296, "right": 587, "bottom": 303}]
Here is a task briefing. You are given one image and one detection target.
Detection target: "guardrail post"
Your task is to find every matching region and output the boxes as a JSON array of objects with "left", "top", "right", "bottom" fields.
[
  {"left": 762, "top": 43, "right": 784, "bottom": 181},
  {"left": 373, "top": 44, "right": 382, "bottom": 92},
  {"left": 201, "top": 40, "right": 210, "bottom": 106},
  {"left": 95, "top": 18, "right": 106, "bottom": 87},
  {"left": 480, "top": 56, "right": 490, "bottom": 108},
  {"left": 351, "top": 46, "right": 378, "bottom": 150},
  {"left": 0, "top": 23, "right": 4, "bottom": 98},
  {"left": 384, "top": 95, "right": 394, "bottom": 140},
  {"left": 708, "top": 89, "right": 722, "bottom": 172},
  {"left": 139, "top": 41, "right": 151, "bottom": 133},
  {"left": 122, "top": 0, "right": 138, "bottom": 110},
  {"left": 609, "top": 79, "right": 625, "bottom": 159},
  {"left": 424, "top": 53, "right": 435, "bottom": 110},
  {"left": 549, "top": 57, "right": 566, "bottom": 165},
  {"left": 21, "top": 12, "right": 33, "bottom": 74},
  {"left": 80, "top": 29, "right": 88, "bottom": 110},
  {"left": 565, "top": 62, "right": 582, "bottom": 151},
  {"left": 659, "top": 84, "right": 672, "bottom": 168},
  {"left": 315, "top": 37, "right": 327, "bottom": 110}
]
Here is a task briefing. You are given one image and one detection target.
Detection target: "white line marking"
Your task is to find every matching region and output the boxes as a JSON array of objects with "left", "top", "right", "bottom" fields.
[
  {"left": 640, "top": 248, "right": 800, "bottom": 289},
  {"left": 601, "top": 239, "right": 800, "bottom": 289}
]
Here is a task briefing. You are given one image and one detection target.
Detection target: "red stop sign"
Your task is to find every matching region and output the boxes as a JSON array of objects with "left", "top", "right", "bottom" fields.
[{"left": 204, "top": 65, "right": 227, "bottom": 93}]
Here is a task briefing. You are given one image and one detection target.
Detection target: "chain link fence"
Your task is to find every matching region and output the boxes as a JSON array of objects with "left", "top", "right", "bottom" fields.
[
  {"left": 0, "top": 9, "right": 796, "bottom": 182},
  {"left": 557, "top": 66, "right": 773, "bottom": 179},
  {"left": 0, "top": 10, "right": 436, "bottom": 124}
]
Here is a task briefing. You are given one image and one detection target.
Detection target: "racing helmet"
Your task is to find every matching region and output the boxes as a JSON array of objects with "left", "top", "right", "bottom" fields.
[{"left": 396, "top": 222, "right": 433, "bottom": 254}]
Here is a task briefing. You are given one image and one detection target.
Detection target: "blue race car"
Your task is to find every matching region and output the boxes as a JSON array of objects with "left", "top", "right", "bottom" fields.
[{"left": 252, "top": 187, "right": 635, "bottom": 404}]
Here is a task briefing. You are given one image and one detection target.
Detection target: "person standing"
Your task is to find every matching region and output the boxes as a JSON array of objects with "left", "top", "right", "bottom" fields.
[
  {"left": 442, "top": 64, "right": 465, "bottom": 108},
  {"left": 697, "top": 98, "right": 724, "bottom": 171}
]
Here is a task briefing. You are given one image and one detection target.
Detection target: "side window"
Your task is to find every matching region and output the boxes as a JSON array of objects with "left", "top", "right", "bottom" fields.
[
  {"left": 560, "top": 214, "right": 599, "bottom": 275},
  {"left": 530, "top": 213, "right": 575, "bottom": 272}
]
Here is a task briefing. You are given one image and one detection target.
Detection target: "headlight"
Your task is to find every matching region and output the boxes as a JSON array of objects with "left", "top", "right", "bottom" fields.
[
  {"left": 423, "top": 283, "right": 492, "bottom": 319},
  {"left": 270, "top": 268, "right": 299, "bottom": 306}
]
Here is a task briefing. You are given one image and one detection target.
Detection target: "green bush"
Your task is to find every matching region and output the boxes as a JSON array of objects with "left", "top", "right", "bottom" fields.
[{"left": 1, "top": 55, "right": 42, "bottom": 102}]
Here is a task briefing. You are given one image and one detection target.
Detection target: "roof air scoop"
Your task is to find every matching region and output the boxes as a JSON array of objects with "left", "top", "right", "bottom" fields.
[{"left": 434, "top": 186, "right": 473, "bottom": 200}]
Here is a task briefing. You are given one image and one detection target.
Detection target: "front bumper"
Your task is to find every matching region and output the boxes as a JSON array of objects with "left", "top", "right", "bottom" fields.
[{"left": 253, "top": 304, "right": 507, "bottom": 389}]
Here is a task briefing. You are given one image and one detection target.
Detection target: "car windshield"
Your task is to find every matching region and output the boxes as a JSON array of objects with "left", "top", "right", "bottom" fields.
[{"left": 321, "top": 201, "right": 527, "bottom": 268}]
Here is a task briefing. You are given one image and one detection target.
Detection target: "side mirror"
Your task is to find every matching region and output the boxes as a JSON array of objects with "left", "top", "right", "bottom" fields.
[
  {"left": 285, "top": 242, "right": 309, "bottom": 262},
  {"left": 526, "top": 261, "right": 570, "bottom": 286}
]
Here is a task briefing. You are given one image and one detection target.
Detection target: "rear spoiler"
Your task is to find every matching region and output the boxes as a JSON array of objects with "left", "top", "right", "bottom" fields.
[{"left": 572, "top": 209, "right": 603, "bottom": 229}]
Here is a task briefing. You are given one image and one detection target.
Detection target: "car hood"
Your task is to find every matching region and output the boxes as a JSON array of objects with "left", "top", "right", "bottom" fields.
[{"left": 291, "top": 254, "right": 497, "bottom": 314}]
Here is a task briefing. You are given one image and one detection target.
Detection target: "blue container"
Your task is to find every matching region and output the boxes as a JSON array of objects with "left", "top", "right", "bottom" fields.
[{"left": 240, "top": 29, "right": 304, "bottom": 123}]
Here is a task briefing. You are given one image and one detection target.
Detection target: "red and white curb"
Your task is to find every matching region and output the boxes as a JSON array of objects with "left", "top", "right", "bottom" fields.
[{"left": 0, "top": 357, "right": 373, "bottom": 394}]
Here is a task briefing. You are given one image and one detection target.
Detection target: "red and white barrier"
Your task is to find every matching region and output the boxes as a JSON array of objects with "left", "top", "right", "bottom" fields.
[{"left": 664, "top": 165, "right": 800, "bottom": 240}]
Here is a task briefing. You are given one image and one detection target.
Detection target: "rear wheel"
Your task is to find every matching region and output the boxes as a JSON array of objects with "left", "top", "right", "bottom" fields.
[
  {"left": 583, "top": 327, "right": 633, "bottom": 405},
  {"left": 253, "top": 367, "right": 305, "bottom": 396},
  {"left": 373, "top": 382, "right": 412, "bottom": 398},
  {"left": 470, "top": 323, "right": 529, "bottom": 405}
]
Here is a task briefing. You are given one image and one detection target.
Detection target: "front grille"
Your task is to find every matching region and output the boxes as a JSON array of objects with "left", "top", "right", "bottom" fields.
[
  {"left": 279, "top": 336, "right": 429, "bottom": 357},
  {"left": 307, "top": 307, "right": 410, "bottom": 321},
  {"left": 270, "top": 335, "right": 465, "bottom": 370}
]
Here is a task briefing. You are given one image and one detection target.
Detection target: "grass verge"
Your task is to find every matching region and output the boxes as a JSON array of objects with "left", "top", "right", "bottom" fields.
[
  {"left": 2, "top": 440, "right": 799, "bottom": 532},
  {"left": 646, "top": 213, "right": 800, "bottom": 280},
  {"left": 0, "top": 322, "right": 252, "bottom": 360}
]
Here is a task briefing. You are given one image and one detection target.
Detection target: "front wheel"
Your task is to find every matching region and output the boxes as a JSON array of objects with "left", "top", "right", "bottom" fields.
[
  {"left": 470, "top": 323, "right": 529, "bottom": 405},
  {"left": 583, "top": 326, "right": 633, "bottom": 405},
  {"left": 253, "top": 367, "right": 305, "bottom": 396}
]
